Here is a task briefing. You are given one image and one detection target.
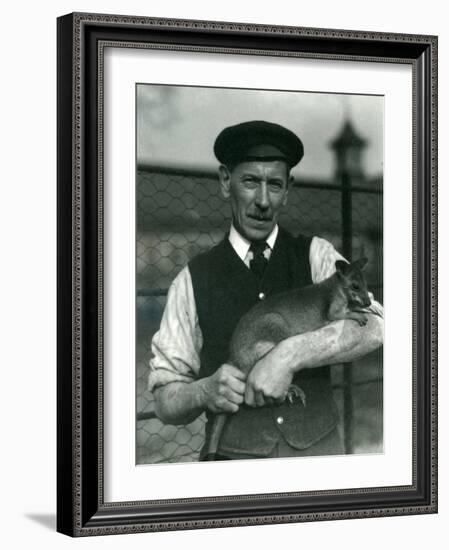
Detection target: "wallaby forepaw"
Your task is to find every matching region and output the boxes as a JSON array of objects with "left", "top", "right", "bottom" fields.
[
  {"left": 357, "top": 314, "right": 368, "bottom": 326},
  {"left": 287, "top": 384, "right": 306, "bottom": 407},
  {"left": 347, "top": 312, "right": 368, "bottom": 326}
]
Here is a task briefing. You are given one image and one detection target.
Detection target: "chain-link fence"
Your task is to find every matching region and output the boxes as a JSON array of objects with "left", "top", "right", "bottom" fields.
[{"left": 136, "top": 166, "right": 383, "bottom": 464}]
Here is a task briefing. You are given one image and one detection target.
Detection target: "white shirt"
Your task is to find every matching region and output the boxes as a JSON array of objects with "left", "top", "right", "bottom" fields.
[
  {"left": 228, "top": 224, "right": 278, "bottom": 266},
  {"left": 148, "top": 228, "right": 383, "bottom": 391}
]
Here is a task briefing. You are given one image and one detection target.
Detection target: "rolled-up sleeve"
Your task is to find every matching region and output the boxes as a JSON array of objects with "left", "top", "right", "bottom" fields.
[
  {"left": 148, "top": 266, "right": 203, "bottom": 392},
  {"left": 309, "top": 236, "right": 384, "bottom": 319}
]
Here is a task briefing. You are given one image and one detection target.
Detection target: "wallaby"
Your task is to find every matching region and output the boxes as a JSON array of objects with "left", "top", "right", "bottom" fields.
[{"left": 204, "top": 256, "right": 374, "bottom": 460}]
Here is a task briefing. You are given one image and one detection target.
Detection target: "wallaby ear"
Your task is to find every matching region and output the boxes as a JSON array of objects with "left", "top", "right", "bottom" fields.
[
  {"left": 335, "top": 260, "right": 350, "bottom": 275},
  {"left": 353, "top": 256, "right": 368, "bottom": 270}
]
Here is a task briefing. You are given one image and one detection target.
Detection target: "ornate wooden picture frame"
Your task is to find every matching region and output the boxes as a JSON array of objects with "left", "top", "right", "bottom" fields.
[{"left": 57, "top": 12, "right": 437, "bottom": 536}]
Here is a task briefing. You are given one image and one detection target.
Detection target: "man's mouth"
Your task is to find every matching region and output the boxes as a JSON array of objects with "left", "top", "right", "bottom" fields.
[{"left": 248, "top": 212, "right": 272, "bottom": 222}]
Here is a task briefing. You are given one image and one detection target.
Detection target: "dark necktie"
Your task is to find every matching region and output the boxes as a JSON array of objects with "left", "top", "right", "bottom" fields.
[{"left": 249, "top": 241, "right": 268, "bottom": 279}]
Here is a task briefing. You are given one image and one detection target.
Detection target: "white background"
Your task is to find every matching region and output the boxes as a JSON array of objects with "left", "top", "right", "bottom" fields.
[{"left": 0, "top": 1, "right": 445, "bottom": 548}]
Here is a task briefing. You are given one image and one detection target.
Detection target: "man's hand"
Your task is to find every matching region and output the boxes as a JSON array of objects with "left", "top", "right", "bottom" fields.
[
  {"left": 245, "top": 353, "right": 294, "bottom": 407},
  {"left": 199, "top": 364, "right": 246, "bottom": 414}
]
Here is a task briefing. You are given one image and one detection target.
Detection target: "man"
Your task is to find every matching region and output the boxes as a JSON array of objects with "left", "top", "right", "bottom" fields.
[{"left": 148, "top": 120, "right": 383, "bottom": 460}]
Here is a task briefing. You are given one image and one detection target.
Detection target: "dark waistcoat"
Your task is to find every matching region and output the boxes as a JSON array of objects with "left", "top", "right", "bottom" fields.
[{"left": 188, "top": 227, "right": 339, "bottom": 458}]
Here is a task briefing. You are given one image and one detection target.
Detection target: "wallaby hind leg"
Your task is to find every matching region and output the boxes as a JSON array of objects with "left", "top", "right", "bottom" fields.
[
  {"left": 233, "top": 312, "right": 291, "bottom": 369},
  {"left": 250, "top": 314, "right": 307, "bottom": 408},
  {"left": 252, "top": 312, "right": 291, "bottom": 343},
  {"left": 287, "top": 384, "right": 306, "bottom": 407}
]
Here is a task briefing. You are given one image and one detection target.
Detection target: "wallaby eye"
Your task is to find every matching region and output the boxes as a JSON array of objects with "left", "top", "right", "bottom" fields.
[{"left": 352, "top": 283, "right": 360, "bottom": 291}]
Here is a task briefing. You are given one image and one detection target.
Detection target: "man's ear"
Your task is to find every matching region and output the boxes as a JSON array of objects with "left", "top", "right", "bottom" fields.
[{"left": 218, "top": 165, "right": 231, "bottom": 199}]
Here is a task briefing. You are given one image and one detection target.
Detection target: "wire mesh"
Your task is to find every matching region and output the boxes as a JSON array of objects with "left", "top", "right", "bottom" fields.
[{"left": 136, "top": 167, "right": 383, "bottom": 463}]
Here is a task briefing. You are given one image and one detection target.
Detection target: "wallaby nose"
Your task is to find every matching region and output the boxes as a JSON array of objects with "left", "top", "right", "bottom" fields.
[{"left": 363, "top": 296, "right": 372, "bottom": 308}]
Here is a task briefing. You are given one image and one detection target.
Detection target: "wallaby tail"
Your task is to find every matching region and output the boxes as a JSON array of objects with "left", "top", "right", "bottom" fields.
[{"left": 202, "top": 413, "right": 227, "bottom": 461}]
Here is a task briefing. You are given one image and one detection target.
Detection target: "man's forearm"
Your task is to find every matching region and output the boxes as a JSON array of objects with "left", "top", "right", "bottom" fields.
[
  {"left": 153, "top": 380, "right": 206, "bottom": 425},
  {"left": 277, "top": 313, "right": 383, "bottom": 374},
  {"left": 153, "top": 364, "right": 247, "bottom": 424}
]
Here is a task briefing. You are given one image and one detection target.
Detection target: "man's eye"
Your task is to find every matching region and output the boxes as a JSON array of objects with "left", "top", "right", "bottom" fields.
[
  {"left": 269, "top": 181, "right": 283, "bottom": 190},
  {"left": 352, "top": 283, "right": 360, "bottom": 291}
]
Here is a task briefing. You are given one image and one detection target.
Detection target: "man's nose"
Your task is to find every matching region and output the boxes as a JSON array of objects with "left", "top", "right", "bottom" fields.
[{"left": 255, "top": 182, "right": 269, "bottom": 209}]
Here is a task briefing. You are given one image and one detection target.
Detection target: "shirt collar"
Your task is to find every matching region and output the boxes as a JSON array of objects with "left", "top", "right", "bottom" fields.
[{"left": 228, "top": 224, "right": 279, "bottom": 262}]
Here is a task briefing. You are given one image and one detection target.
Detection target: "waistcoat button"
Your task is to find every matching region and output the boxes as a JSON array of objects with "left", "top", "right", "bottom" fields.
[
  {"left": 258, "top": 292, "right": 266, "bottom": 300},
  {"left": 276, "top": 416, "right": 284, "bottom": 425}
]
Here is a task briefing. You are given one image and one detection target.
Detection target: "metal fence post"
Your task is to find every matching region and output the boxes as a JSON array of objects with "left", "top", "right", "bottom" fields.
[
  {"left": 341, "top": 170, "right": 354, "bottom": 454},
  {"left": 331, "top": 120, "right": 367, "bottom": 454}
]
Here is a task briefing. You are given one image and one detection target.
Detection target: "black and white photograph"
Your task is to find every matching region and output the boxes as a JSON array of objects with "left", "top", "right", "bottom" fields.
[{"left": 136, "top": 84, "right": 384, "bottom": 464}]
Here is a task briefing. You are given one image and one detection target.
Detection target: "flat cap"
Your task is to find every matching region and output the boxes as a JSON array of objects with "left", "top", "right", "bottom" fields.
[{"left": 214, "top": 120, "right": 304, "bottom": 168}]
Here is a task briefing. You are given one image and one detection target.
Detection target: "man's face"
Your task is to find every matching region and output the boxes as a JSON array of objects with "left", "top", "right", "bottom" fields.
[{"left": 219, "top": 160, "right": 292, "bottom": 242}]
